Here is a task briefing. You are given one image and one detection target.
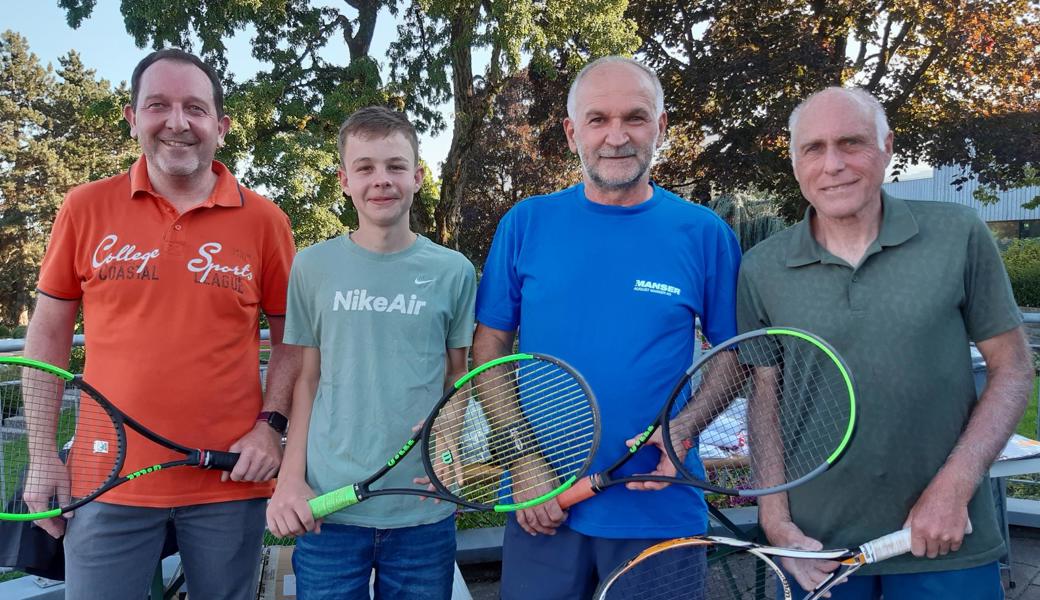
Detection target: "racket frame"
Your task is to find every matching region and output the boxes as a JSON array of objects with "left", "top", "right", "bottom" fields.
[
  {"left": 560, "top": 327, "right": 857, "bottom": 508},
  {"left": 307, "top": 352, "right": 600, "bottom": 518},
  {"left": 0, "top": 356, "right": 239, "bottom": 521}
]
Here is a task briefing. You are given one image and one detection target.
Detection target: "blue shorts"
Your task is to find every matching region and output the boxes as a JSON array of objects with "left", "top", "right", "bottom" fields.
[
  {"left": 500, "top": 515, "right": 706, "bottom": 600},
  {"left": 781, "top": 561, "right": 1003, "bottom": 599},
  {"left": 292, "top": 516, "right": 456, "bottom": 600}
]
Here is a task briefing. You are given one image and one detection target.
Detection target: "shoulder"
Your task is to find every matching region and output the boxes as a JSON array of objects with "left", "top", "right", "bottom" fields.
[
  {"left": 418, "top": 237, "right": 476, "bottom": 278},
  {"left": 63, "top": 170, "right": 131, "bottom": 209},
  {"left": 654, "top": 187, "right": 734, "bottom": 232},
  {"left": 238, "top": 186, "right": 291, "bottom": 224},
  {"left": 505, "top": 184, "right": 582, "bottom": 218},
  {"left": 743, "top": 226, "right": 796, "bottom": 270}
]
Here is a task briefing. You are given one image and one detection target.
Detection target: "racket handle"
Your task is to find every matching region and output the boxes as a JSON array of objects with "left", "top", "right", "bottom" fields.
[
  {"left": 309, "top": 486, "right": 360, "bottom": 519},
  {"left": 202, "top": 451, "right": 240, "bottom": 471},
  {"left": 556, "top": 476, "right": 596, "bottom": 510},
  {"left": 863, "top": 519, "right": 974, "bottom": 563}
]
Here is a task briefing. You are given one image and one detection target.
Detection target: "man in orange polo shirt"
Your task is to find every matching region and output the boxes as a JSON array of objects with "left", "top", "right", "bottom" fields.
[{"left": 21, "top": 48, "right": 297, "bottom": 599}]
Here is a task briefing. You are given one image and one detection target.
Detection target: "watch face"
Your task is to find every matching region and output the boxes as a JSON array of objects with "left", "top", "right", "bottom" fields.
[{"left": 261, "top": 411, "right": 288, "bottom": 434}]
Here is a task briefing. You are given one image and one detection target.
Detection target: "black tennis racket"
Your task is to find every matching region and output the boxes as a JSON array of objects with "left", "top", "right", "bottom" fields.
[
  {"left": 594, "top": 523, "right": 972, "bottom": 600},
  {"left": 557, "top": 327, "right": 856, "bottom": 509},
  {"left": 306, "top": 352, "right": 600, "bottom": 518},
  {"left": 0, "top": 356, "right": 240, "bottom": 523}
]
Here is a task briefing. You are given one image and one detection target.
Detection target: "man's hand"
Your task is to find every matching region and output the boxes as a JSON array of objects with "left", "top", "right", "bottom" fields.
[
  {"left": 625, "top": 428, "right": 683, "bottom": 491},
  {"left": 266, "top": 477, "right": 321, "bottom": 537},
  {"left": 903, "top": 479, "right": 970, "bottom": 558},
  {"left": 512, "top": 455, "right": 567, "bottom": 535},
  {"left": 763, "top": 520, "right": 841, "bottom": 596},
  {"left": 24, "top": 455, "right": 71, "bottom": 538},
  {"left": 224, "top": 422, "right": 281, "bottom": 482}
]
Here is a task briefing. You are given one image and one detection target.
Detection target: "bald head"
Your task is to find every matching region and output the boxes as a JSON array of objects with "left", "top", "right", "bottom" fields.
[
  {"left": 788, "top": 87, "right": 890, "bottom": 166},
  {"left": 567, "top": 56, "right": 665, "bottom": 121}
]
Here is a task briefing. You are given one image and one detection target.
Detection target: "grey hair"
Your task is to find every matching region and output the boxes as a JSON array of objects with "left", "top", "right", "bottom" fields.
[
  {"left": 566, "top": 56, "right": 665, "bottom": 120},
  {"left": 788, "top": 87, "right": 890, "bottom": 166}
]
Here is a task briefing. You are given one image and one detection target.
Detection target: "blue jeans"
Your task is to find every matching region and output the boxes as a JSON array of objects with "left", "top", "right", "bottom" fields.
[
  {"left": 779, "top": 561, "right": 1003, "bottom": 599},
  {"left": 292, "top": 516, "right": 456, "bottom": 600}
]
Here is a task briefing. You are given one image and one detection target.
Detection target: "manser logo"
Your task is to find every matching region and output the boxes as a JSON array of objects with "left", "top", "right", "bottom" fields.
[{"left": 633, "top": 279, "right": 681, "bottom": 297}]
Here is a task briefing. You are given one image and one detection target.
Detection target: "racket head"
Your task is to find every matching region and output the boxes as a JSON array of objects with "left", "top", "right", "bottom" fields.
[
  {"left": 0, "top": 357, "right": 125, "bottom": 520},
  {"left": 594, "top": 537, "right": 792, "bottom": 600},
  {"left": 662, "top": 327, "right": 856, "bottom": 496},
  {"left": 421, "top": 352, "right": 599, "bottom": 511}
]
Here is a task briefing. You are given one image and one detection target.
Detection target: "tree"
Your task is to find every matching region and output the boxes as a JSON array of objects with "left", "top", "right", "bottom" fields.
[
  {"left": 0, "top": 31, "right": 136, "bottom": 326},
  {"left": 60, "top": 0, "right": 395, "bottom": 248},
  {"left": 61, "top": 0, "right": 640, "bottom": 249},
  {"left": 630, "top": 0, "right": 1040, "bottom": 219},
  {"left": 457, "top": 68, "right": 580, "bottom": 266},
  {"left": 389, "top": 0, "right": 640, "bottom": 247}
]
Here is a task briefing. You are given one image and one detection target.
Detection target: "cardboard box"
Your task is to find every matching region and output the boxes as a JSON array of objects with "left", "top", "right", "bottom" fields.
[{"left": 256, "top": 545, "right": 296, "bottom": 600}]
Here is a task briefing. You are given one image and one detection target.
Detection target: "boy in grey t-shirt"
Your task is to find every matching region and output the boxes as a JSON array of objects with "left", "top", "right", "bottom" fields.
[{"left": 266, "top": 106, "right": 476, "bottom": 599}]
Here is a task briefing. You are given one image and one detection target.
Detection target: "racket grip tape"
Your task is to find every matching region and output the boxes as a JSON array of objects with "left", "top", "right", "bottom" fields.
[
  {"left": 556, "top": 476, "right": 595, "bottom": 510},
  {"left": 309, "top": 486, "right": 360, "bottom": 519},
  {"left": 202, "top": 451, "right": 240, "bottom": 471},
  {"left": 863, "top": 520, "right": 974, "bottom": 563}
]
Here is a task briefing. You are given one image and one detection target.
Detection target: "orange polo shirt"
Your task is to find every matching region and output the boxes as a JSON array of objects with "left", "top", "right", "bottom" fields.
[{"left": 37, "top": 156, "right": 295, "bottom": 507}]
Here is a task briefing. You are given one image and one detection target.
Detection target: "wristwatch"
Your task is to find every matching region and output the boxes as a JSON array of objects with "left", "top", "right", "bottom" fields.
[{"left": 257, "top": 411, "right": 288, "bottom": 435}]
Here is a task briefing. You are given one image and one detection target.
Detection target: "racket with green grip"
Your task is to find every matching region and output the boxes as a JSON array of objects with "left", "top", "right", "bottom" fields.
[{"left": 307, "top": 352, "right": 599, "bottom": 518}]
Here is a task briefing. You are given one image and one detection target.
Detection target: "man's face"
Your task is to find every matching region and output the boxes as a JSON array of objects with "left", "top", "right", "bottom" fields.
[
  {"left": 339, "top": 131, "right": 422, "bottom": 230},
  {"left": 791, "top": 91, "right": 893, "bottom": 222},
  {"left": 564, "top": 63, "right": 666, "bottom": 194},
  {"left": 123, "top": 59, "right": 229, "bottom": 180}
]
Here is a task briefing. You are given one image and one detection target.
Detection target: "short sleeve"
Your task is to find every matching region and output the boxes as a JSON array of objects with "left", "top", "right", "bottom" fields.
[
  {"left": 700, "top": 221, "right": 742, "bottom": 345},
  {"left": 37, "top": 197, "right": 85, "bottom": 300},
  {"left": 446, "top": 259, "right": 477, "bottom": 349},
  {"left": 475, "top": 208, "right": 522, "bottom": 331},
  {"left": 283, "top": 256, "right": 318, "bottom": 347},
  {"left": 259, "top": 209, "right": 296, "bottom": 317},
  {"left": 962, "top": 216, "right": 1022, "bottom": 342}
]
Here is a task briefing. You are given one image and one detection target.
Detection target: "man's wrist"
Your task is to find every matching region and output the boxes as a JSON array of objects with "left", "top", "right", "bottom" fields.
[{"left": 257, "top": 410, "right": 288, "bottom": 434}]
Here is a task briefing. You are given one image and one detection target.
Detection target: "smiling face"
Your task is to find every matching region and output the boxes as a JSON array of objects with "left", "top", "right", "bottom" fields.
[
  {"left": 791, "top": 89, "right": 893, "bottom": 223},
  {"left": 564, "top": 62, "right": 666, "bottom": 201},
  {"left": 123, "top": 59, "right": 230, "bottom": 183},
  {"left": 339, "top": 131, "right": 423, "bottom": 232}
]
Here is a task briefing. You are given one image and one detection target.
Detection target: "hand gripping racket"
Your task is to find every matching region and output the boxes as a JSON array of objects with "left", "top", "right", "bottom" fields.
[
  {"left": 557, "top": 327, "right": 856, "bottom": 508},
  {"left": 594, "top": 522, "right": 973, "bottom": 600},
  {"left": 0, "top": 357, "right": 239, "bottom": 522},
  {"left": 307, "top": 352, "right": 600, "bottom": 518}
]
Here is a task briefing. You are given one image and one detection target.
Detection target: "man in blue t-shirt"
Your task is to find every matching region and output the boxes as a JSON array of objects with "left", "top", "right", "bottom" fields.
[{"left": 474, "top": 56, "right": 742, "bottom": 598}]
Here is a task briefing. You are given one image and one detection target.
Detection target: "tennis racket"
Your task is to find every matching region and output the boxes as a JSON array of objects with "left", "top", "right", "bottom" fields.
[
  {"left": 306, "top": 352, "right": 600, "bottom": 518},
  {"left": 557, "top": 327, "right": 856, "bottom": 509},
  {"left": 0, "top": 356, "right": 240, "bottom": 522},
  {"left": 594, "top": 523, "right": 973, "bottom": 600}
]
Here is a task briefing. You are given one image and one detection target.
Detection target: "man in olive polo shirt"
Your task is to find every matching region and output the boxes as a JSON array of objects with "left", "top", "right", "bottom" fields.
[{"left": 737, "top": 86, "right": 1034, "bottom": 599}]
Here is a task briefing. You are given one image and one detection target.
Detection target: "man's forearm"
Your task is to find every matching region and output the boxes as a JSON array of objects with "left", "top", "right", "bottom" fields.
[{"left": 262, "top": 341, "right": 300, "bottom": 414}]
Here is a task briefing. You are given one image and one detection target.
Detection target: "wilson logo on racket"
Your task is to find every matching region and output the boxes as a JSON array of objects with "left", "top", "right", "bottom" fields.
[
  {"left": 387, "top": 439, "right": 416, "bottom": 467},
  {"left": 441, "top": 451, "right": 453, "bottom": 465},
  {"left": 126, "top": 465, "right": 163, "bottom": 480},
  {"left": 629, "top": 426, "right": 655, "bottom": 453}
]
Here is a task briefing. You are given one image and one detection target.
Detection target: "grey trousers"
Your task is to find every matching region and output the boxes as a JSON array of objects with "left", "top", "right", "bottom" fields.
[{"left": 63, "top": 499, "right": 267, "bottom": 600}]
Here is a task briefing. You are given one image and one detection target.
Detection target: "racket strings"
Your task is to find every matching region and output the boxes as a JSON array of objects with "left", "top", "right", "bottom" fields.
[
  {"left": 0, "top": 364, "right": 120, "bottom": 515},
  {"left": 597, "top": 541, "right": 785, "bottom": 600},
  {"left": 427, "top": 359, "right": 595, "bottom": 505},
  {"left": 666, "top": 334, "right": 852, "bottom": 494}
]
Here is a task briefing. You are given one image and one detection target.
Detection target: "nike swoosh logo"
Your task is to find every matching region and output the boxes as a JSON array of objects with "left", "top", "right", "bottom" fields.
[{"left": 415, "top": 278, "right": 435, "bottom": 285}]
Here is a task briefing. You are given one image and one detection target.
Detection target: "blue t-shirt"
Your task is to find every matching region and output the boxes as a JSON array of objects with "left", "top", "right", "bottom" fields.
[{"left": 476, "top": 183, "right": 741, "bottom": 538}]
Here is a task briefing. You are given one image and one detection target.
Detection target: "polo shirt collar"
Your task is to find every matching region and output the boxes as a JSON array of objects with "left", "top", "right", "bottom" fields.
[
  {"left": 784, "top": 190, "right": 919, "bottom": 267},
  {"left": 128, "top": 155, "right": 244, "bottom": 208}
]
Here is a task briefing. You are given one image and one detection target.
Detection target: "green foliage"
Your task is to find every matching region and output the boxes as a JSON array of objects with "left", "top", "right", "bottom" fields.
[
  {"left": 0, "top": 32, "right": 136, "bottom": 326},
  {"left": 632, "top": 0, "right": 1040, "bottom": 221},
  {"left": 1003, "top": 239, "right": 1040, "bottom": 308},
  {"left": 707, "top": 190, "right": 789, "bottom": 253}
]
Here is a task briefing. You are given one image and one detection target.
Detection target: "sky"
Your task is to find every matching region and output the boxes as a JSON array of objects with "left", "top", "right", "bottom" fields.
[
  {"left": 5, "top": 0, "right": 930, "bottom": 183},
  {"left": 4, "top": 0, "right": 457, "bottom": 172}
]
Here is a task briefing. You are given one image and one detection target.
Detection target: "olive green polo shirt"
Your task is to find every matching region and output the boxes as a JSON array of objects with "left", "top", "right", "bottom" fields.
[{"left": 737, "top": 191, "right": 1021, "bottom": 575}]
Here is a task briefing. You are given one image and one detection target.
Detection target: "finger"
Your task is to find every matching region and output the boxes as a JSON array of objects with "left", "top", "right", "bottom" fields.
[
  {"left": 228, "top": 452, "right": 252, "bottom": 482},
  {"left": 34, "top": 518, "right": 65, "bottom": 539},
  {"left": 412, "top": 419, "right": 426, "bottom": 432},
  {"left": 516, "top": 510, "right": 538, "bottom": 536}
]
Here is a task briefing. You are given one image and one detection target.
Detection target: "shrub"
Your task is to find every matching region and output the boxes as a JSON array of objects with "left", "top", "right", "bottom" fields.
[{"left": 1003, "top": 239, "right": 1040, "bottom": 308}]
